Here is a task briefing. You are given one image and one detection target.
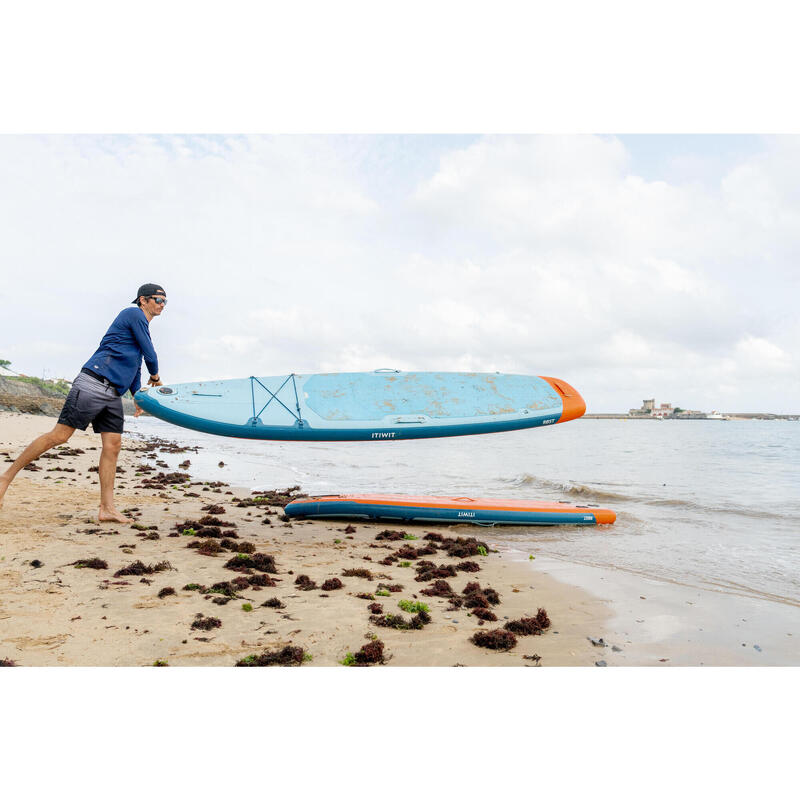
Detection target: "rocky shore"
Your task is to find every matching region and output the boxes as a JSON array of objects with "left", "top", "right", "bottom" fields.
[{"left": 0, "top": 376, "right": 136, "bottom": 417}]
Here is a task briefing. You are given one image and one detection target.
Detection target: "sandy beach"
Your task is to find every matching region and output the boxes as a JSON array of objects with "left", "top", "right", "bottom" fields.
[
  {"left": 0, "top": 410, "right": 620, "bottom": 667},
  {"left": 4, "top": 410, "right": 795, "bottom": 667}
]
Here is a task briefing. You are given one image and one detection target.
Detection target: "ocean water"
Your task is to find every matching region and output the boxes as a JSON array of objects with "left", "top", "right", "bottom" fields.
[{"left": 127, "top": 416, "right": 800, "bottom": 608}]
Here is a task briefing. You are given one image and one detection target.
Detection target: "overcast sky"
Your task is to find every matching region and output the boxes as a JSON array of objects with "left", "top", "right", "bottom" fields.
[{"left": 1, "top": 134, "right": 797, "bottom": 413}]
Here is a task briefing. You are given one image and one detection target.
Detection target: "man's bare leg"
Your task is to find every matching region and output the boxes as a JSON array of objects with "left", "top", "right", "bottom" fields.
[
  {"left": 98, "top": 431, "right": 130, "bottom": 523},
  {"left": 0, "top": 423, "right": 75, "bottom": 510}
]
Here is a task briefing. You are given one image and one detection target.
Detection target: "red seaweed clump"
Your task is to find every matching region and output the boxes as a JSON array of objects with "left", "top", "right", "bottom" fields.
[
  {"left": 198, "top": 515, "right": 237, "bottom": 528},
  {"left": 355, "top": 592, "right": 375, "bottom": 600},
  {"left": 504, "top": 608, "right": 551, "bottom": 636},
  {"left": 462, "top": 581, "right": 500, "bottom": 608},
  {"left": 342, "top": 568, "right": 373, "bottom": 580},
  {"left": 224, "top": 552, "right": 277, "bottom": 573},
  {"left": 191, "top": 614, "right": 222, "bottom": 630},
  {"left": 189, "top": 539, "right": 222, "bottom": 556},
  {"left": 368, "top": 603, "right": 383, "bottom": 614},
  {"left": 456, "top": 561, "right": 481, "bottom": 573},
  {"left": 395, "top": 544, "right": 422, "bottom": 560},
  {"left": 294, "top": 574, "right": 317, "bottom": 591},
  {"left": 157, "top": 586, "right": 176, "bottom": 599},
  {"left": 68, "top": 558, "right": 108, "bottom": 570},
  {"left": 415, "top": 564, "right": 458, "bottom": 582},
  {"left": 201, "top": 504, "right": 226, "bottom": 514},
  {"left": 0, "top": 658, "right": 18, "bottom": 666},
  {"left": 423, "top": 532, "right": 443, "bottom": 542},
  {"left": 376, "top": 582, "right": 403, "bottom": 593},
  {"left": 420, "top": 579, "right": 456, "bottom": 598},
  {"left": 208, "top": 581, "right": 239, "bottom": 597},
  {"left": 321, "top": 578, "right": 343, "bottom": 591},
  {"left": 247, "top": 573, "right": 277, "bottom": 587},
  {"left": 440, "top": 536, "right": 489, "bottom": 558},
  {"left": 235, "top": 486, "right": 302, "bottom": 508},
  {"left": 114, "top": 560, "right": 173, "bottom": 577},
  {"left": 235, "top": 645, "right": 306, "bottom": 666},
  {"left": 353, "top": 640, "right": 385, "bottom": 665},
  {"left": 378, "top": 557, "right": 396, "bottom": 566},
  {"left": 375, "top": 530, "right": 406, "bottom": 541},
  {"left": 471, "top": 629, "right": 517, "bottom": 650},
  {"left": 261, "top": 597, "right": 285, "bottom": 608},
  {"left": 370, "top": 609, "right": 431, "bottom": 630},
  {"left": 471, "top": 607, "right": 498, "bottom": 622}
]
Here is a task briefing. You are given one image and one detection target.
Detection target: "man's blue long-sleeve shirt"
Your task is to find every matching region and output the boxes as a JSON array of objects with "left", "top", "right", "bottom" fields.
[{"left": 83, "top": 307, "right": 159, "bottom": 397}]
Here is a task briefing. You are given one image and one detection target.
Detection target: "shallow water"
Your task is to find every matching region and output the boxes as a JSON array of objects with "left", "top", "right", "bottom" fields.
[{"left": 127, "top": 416, "right": 800, "bottom": 607}]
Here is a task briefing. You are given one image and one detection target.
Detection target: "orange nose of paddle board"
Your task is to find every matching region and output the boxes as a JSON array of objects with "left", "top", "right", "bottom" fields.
[{"left": 540, "top": 376, "right": 587, "bottom": 423}]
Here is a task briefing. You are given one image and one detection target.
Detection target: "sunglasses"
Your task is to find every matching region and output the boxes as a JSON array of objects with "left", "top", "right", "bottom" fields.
[{"left": 148, "top": 296, "right": 168, "bottom": 305}]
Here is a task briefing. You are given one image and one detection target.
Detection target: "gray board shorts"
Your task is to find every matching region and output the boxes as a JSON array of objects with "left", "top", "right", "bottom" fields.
[{"left": 57, "top": 372, "right": 125, "bottom": 434}]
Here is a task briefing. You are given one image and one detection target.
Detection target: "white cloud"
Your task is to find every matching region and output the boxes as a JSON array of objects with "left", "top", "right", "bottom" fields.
[{"left": 1, "top": 134, "right": 798, "bottom": 412}]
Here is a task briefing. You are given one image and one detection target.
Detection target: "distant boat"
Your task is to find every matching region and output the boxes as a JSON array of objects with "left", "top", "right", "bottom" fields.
[{"left": 707, "top": 411, "right": 726, "bottom": 420}]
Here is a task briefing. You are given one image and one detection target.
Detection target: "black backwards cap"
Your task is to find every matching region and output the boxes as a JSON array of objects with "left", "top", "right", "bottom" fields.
[{"left": 132, "top": 283, "right": 166, "bottom": 303}]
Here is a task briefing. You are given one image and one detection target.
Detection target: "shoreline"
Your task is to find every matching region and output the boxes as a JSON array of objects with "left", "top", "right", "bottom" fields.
[{"left": 2, "top": 410, "right": 795, "bottom": 666}]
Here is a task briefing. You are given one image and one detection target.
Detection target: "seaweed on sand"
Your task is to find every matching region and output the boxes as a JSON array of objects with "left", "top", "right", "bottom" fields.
[
  {"left": 462, "top": 582, "right": 501, "bottom": 608},
  {"left": 342, "top": 568, "right": 373, "bottom": 580},
  {"left": 188, "top": 539, "right": 222, "bottom": 556},
  {"left": 198, "top": 515, "right": 237, "bottom": 528},
  {"left": 191, "top": 614, "right": 222, "bottom": 631},
  {"left": 504, "top": 609, "right": 551, "bottom": 636},
  {"left": 370, "top": 608, "right": 431, "bottom": 630},
  {"left": 471, "top": 629, "right": 517, "bottom": 650},
  {"left": 456, "top": 561, "right": 481, "bottom": 573},
  {"left": 236, "top": 486, "right": 303, "bottom": 508},
  {"left": 376, "top": 583, "right": 403, "bottom": 593},
  {"left": 368, "top": 603, "right": 383, "bottom": 614},
  {"left": 201, "top": 504, "right": 226, "bottom": 514},
  {"left": 157, "top": 587, "right": 176, "bottom": 598},
  {"left": 113, "top": 560, "right": 174, "bottom": 577},
  {"left": 0, "top": 658, "right": 18, "bottom": 666},
  {"left": 395, "top": 544, "right": 422, "bottom": 560},
  {"left": 294, "top": 574, "right": 317, "bottom": 591},
  {"left": 439, "top": 536, "right": 490, "bottom": 558},
  {"left": 235, "top": 645, "right": 307, "bottom": 666},
  {"left": 350, "top": 640, "right": 385, "bottom": 666},
  {"left": 321, "top": 578, "right": 343, "bottom": 591},
  {"left": 471, "top": 607, "right": 497, "bottom": 622},
  {"left": 419, "top": 579, "right": 456, "bottom": 598},
  {"left": 224, "top": 552, "right": 278, "bottom": 573},
  {"left": 68, "top": 558, "right": 108, "bottom": 570},
  {"left": 414, "top": 564, "right": 458, "bottom": 582},
  {"left": 375, "top": 530, "right": 406, "bottom": 541},
  {"left": 355, "top": 593, "right": 375, "bottom": 600},
  {"left": 247, "top": 573, "right": 277, "bottom": 587},
  {"left": 261, "top": 597, "right": 285, "bottom": 608}
]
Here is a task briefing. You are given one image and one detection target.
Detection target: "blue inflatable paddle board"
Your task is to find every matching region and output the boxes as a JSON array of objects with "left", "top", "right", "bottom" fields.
[
  {"left": 134, "top": 370, "right": 585, "bottom": 441},
  {"left": 284, "top": 493, "right": 616, "bottom": 525}
]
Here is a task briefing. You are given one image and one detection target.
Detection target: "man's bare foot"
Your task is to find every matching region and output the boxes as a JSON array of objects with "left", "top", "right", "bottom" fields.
[{"left": 98, "top": 506, "right": 131, "bottom": 524}]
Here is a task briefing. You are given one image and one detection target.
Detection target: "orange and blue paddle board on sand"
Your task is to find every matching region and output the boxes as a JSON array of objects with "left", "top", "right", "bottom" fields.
[
  {"left": 135, "top": 371, "right": 586, "bottom": 441},
  {"left": 284, "top": 493, "right": 616, "bottom": 526}
]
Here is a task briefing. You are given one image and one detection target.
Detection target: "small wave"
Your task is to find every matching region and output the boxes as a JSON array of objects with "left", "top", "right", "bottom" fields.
[
  {"left": 506, "top": 474, "right": 797, "bottom": 521},
  {"left": 509, "top": 474, "right": 636, "bottom": 503}
]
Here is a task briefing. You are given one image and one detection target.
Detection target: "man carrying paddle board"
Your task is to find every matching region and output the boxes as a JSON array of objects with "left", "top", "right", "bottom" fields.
[{"left": 0, "top": 284, "right": 167, "bottom": 522}]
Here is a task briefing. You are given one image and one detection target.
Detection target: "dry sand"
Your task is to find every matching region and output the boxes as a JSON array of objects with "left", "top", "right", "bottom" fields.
[{"left": 0, "top": 410, "right": 617, "bottom": 667}]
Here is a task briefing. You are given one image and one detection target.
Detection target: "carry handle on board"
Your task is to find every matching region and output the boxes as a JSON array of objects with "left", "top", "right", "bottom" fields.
[{"left": 374, "top": 368, "right": 401, "bottom": 373}]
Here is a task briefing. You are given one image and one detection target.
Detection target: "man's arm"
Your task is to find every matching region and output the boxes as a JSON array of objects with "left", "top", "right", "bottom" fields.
[{"left": 130, "top": 312, "right": 160, "bottom": 379}]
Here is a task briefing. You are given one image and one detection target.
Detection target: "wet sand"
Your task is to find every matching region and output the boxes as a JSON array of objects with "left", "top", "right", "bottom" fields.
[{"left": 1, "top": 410, "right": 614, "bottom": 667}]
